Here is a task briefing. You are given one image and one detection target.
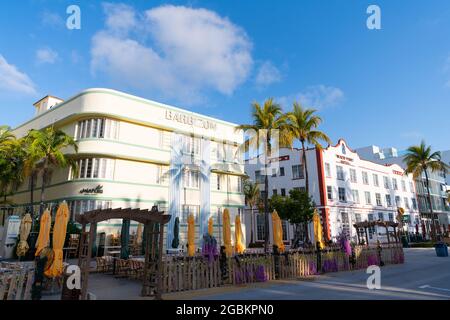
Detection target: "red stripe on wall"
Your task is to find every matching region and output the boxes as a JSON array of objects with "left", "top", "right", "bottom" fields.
[{"left": 315, "top": 148, "right": 331, "bottom": 240}]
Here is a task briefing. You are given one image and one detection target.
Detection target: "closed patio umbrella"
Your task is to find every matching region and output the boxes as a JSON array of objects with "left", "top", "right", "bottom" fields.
[
  {"left": 35, "top": 210, "right": 51, "bottom": 257},
  {"left": 415, "top": 223, "right": 419, "bottom": 235},
  {"left": 120, "top": 219, "right": 130, "bottom": 259},
  {"left": 208, "top": 217, "right": 214, "bottom": 237},
  {"left": 313, "top": 210, "right": 325, "bottom": 250},
  {"left": 187, "top": 214, "right": 195, "bottom": 256},
  {"left": 421, "top": 221, "right": 426, "bottom": 238},
  {"left": 16, "top": 213, "right": 32, "bottom": 257},
  {"left": 223, "top": 209, "right": 232, "bottom": 257},
  {"left": 45, "top": 202, "right": 69, "bottom": 278},
  {"left": 136, "top": 223, "right": 143, "bottom": 245},
  {"left": 235, "top": 214, "right": 245, "bottom": 254},
  {"left": 272, "top": 210, "right": 285, "bottom": 253},
  {"left": 171, "top": 217, "right": 180, "bottom": 249}
]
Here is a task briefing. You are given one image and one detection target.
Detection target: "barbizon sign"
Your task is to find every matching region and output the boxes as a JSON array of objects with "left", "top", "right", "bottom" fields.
[
  {"left": 80, "top": 185, "right": 103, "bottom": 194},
  {"left": 165, "top": 110, "right": 217, "bottom": 130}
]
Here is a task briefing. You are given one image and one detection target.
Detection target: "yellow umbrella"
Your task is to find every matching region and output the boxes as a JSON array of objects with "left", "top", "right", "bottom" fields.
[
  {"left": 136, "top": 223, "right": 143, "bottom": 245},
  {"left": 271, "top": 211, "right": 285, "bottom": 253},
  {"left": 222, "top": 209, "right": 232, "bottom": 257},
  {"left": 187, "top": 214, "right": 195, "bottom": 257},
  {"left": 313, "top": 210, "right": 325, "bottom": 249},
  {"left": 234, "top": 214, "right": 245, "bottom": 254},
  {"left": 35, "top": 210, "right": 51, "bottom": 257},
  {"left": 208, "top": 217, "right": 214, "bottom": 237},
  {"left": 16, "top": 213, "right": 32, "bottom": 257},
  {"left": 45, "top": 202, "right": 70, "bottom": 278}
]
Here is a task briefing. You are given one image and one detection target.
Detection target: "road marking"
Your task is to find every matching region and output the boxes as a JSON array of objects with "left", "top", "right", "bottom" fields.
[{"left": 419, "top": 285, "right": 450, "bottom": 292}]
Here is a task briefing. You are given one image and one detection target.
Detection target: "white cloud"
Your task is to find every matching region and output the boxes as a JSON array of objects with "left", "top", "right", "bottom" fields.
[
  {"left": 255, "top": 61, "right": 281, "bottom": 87},
  {"left": 278, "top": 85, "right": 344, "bottom": 109},
  {"left": 36, "top": 48, "right": 59, "bottom": 64},
  {"left": 91, "top": 4, "right": 253, "bottom": 103},
  {"left": 0, "top": 55, "right": 36, "bottom": 95}
]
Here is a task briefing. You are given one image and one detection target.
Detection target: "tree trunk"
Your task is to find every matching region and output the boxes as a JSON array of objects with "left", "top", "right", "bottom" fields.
[
  {"left": 423, "top": 169, "right": 436, "bottom": 239},
  {"left": 39, "top": 169, "right": 47, "bottom": 218},
  {"left": 30, "top": 173, "right": 35, "bottom": 219},
  {"left": 249, "top": 206, "right": 254, "bottom": 244},
  {"left": 263, "top": 132, "right": 271, "bottom": 253},
  {"left": 301, "top": 140, "right": 309, "bottom": 194}
]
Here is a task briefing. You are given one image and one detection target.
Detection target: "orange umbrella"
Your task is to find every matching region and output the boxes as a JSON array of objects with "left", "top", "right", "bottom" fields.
[
  {"left": 208, "top": 217, "right": 214, "bottom": 237},
  {"left": 235, "top": 214, "right": 245, "bottom": 254},
  {"left": 35, "top": 209, "right": 51, "bottom": 256},
  {"left": 187, "top": 214, "right": 195, "bottom": 257},
  {"left": 45, "top": 202, "right": 70, "bottom": 278},
  {"left": 271, "top": 210, "right": 285, "bottom": 253},
  {"left": 223, "top": 209, "right": 232, "bottom": 257}
]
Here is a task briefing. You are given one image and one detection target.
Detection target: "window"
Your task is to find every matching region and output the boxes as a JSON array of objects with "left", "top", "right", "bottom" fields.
[
  {"left": 350, "top": 169, "right": 357, "bottom": 183},
  {"left": 362, "top": 171, "right": 369, "bottom": 185},
  {"left": 272, "top": 189, "right": 278, "bottom": 196},
  {"left": 411, "top": 198, "right": 417, "bottom": 210},
  {"left": 325, "top": 163, "right": 331, "bottom": 178},
  {"left": 73, "top": 158, "right": 115, "bottom": 179},
  {"left": 280, "top": 167, "right": 285, "bottom": 176},
  {"left": 184, "top": 136, "right": 200, "bottom": 156},
  {"left": 281, "top": 188, "right": 286, "bottom": 197},
  {"left": 375, "top": 193, "right": 382, "bottom": 206},
  {"left": 338, "top": 187, "right": 346, "bottom": 202},
  {"left": 355, "top": 213, "right": 362, "bottom": 223},
  {"left": 182, "top": 205, "right": 200, "bottom": 223},
  {"left": 76, "top": 118, "right": 119, "bottom": 140},
  {"left": 327, "top": 186, "right": 333, "bottom": 200},
  {"left": 368, "top": 213, "right": 374, "bottom": 222},
  {"left": 410, "top": 182, "right": 414, "bottom": 193},
  {"left": 272, "top": 168, "right": 277, "bottom": 177},
  {"left": 401, "top": 180, "right": 406, "bottom": 192},
  {"left": 352, "top": 190, "right": 360, "bottom": 203},
  {"left": 184, "top": 170, "right": 200, "bottom": 188},
  {"left": 255, "top": 170, "right": 264, "bottom": 184},
  {"left": 373, "top": 174, "right": 379, "bottom": 187},
  {"left": 388, "top": 212, "right": 394, "bottom": 222},
  {"left": 378, "top": 212, "right": 384, "bottom": 221},
  {"left": 385, "top": 194, "right": 392, "bottom": 207},
  {"left": 341, "top": 212, "right": 350, "bottom": 238},
  {"left": 395, "top": 196, "right": 401, "bottom": 207},
  {"left": 365, "top": 192, "right": 372, "bottom": 205},
  {"left": 292, "top": 165, "right": 304, "bottom": 179},
  {"left": 384, "top": 176, "right": 390, "bottom": 189},
  {"left": 216, "top": 142, "right": 225, "bottom": 160},
  {"left": 336, "top": 166, "right": 344, "bottom": 180},
  {"left": 404, "top": 197, "right": 410, "bottom": 209},
  {"left": 68, "top": 200, "right": 112, "bottom": 218},
  {"left": 256, "top": 214, "right": 265, "bottom": 241},
  {"left": 237, "top": 177, "right": 243, "bottom": 193},
  {"left": 392, "top": 178, "right": 398, "bottom": 190}
]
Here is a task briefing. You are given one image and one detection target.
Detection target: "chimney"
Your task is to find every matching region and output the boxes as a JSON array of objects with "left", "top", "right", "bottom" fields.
[{"left": 33, "top": 95, "right": 64, "bottom": 116}]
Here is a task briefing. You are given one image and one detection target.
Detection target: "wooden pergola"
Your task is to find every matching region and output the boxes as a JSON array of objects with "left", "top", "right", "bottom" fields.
[
  {"left": 353, "top": 221, "right": 399, "bottom": 245},
  {"left": 75, "top": 206, "right": 171, "bottom": 300}
]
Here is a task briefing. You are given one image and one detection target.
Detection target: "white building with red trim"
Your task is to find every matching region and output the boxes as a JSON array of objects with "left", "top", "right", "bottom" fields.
[{"left": 244, "top": 139, "right": 420, "bottom": 246}]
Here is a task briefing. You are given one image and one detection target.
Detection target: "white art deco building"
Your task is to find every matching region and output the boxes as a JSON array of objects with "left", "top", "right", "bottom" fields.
[
  {"left": 244, "top": 140, "right": 420, "bottom": 246},
  {"left": 9, "top": 88, "right": 246, "bottom": 250}
]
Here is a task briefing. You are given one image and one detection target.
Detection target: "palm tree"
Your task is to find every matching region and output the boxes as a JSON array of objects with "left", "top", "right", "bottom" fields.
[
  {"left": 236, "top": 99, "right": 292, "bottom": 252},
  {"left": 287, "top": 102, "right": 332, "bottom": 194},
  {"left": 286, "top": 103, "right": 331, "bottom": 243},
  {"left": 0, "top": 140, "right": 26, "bottom": 204},
  {"left": 24, "top": 126, "right": 78, "bottom": 218},
  {"left": 404, "top": 141, "right": 449, "bottom": 238},
  {"left": 243, "top": 179, "right": 260, "bottom": 245},
  {"left": 0, "top": 126, "right": 16, "bottom": 151}
]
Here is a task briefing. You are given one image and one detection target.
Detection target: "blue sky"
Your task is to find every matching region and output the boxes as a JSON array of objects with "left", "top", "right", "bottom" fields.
[{"left": 0, "top": 0, "right": 449, "bottom": 151}]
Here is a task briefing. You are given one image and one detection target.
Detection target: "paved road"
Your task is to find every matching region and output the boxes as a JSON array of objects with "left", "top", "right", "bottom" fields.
[{"left": 189, "top": 248, "right": 450, "bottom": 300}]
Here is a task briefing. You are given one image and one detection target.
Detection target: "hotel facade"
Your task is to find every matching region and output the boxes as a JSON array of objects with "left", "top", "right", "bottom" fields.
[
  {"left": 244, "top": 140, "right": 421, "bottom": 246},
  {"left": 8, "top": 88, "right": 246, "bottom": 251}
]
